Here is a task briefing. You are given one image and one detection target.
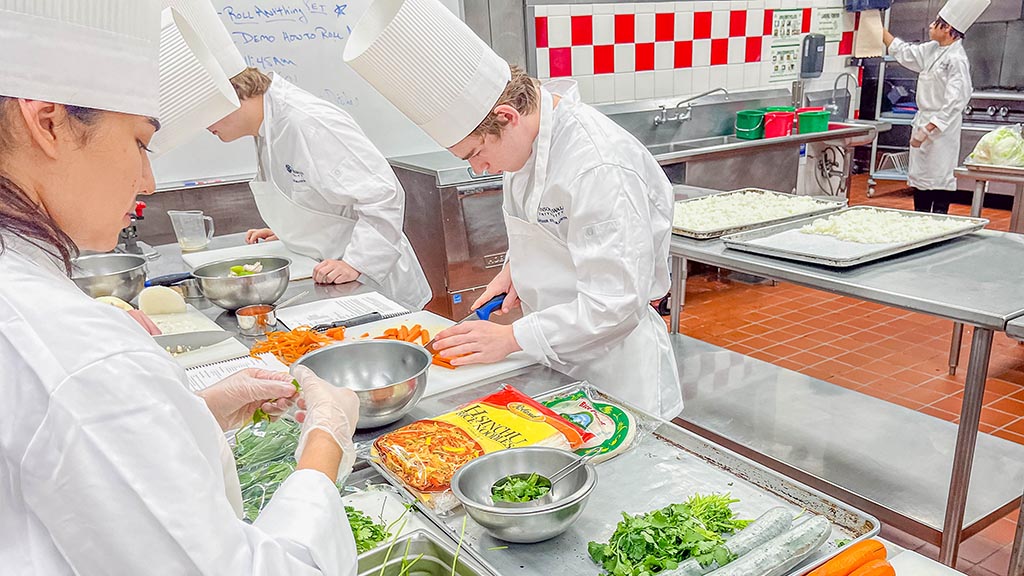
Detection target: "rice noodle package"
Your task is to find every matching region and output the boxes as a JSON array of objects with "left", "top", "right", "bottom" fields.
[{"left": 371, "top": 385, "right": 594, "bottom": 513}]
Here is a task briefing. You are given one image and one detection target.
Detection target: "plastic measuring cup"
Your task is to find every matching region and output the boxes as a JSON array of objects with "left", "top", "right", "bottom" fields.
[{"left": 168, "top": 210, "right": 215, "bottom": 251}]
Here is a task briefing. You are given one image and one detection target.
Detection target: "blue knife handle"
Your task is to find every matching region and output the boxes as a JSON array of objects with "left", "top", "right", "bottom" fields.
[{"left": 474, "top": 294, "right": 506, "bottom": 321}]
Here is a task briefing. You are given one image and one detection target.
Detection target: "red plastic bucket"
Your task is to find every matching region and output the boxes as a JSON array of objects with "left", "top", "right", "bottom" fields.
[{"left": 764, "top": 111, "right": 795, "bottom": 138}]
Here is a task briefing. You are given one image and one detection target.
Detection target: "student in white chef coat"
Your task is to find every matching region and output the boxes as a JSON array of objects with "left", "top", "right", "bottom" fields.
[
  {"left": 344, "top": 0, "right": 683, "bottom": 419},
  {"left": 200, "top": 31, "right": 430, "bottom": 308},
  {"left": 0, "top": 2, "right": 361, "bottom": 574},
  {"left": 882, "top": 0, "right": 989, "bottom": 213}
]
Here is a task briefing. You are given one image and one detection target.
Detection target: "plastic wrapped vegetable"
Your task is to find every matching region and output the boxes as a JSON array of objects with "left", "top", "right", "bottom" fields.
[{"left": 969, "top": 125, "right": 1024, "bottom": 167}]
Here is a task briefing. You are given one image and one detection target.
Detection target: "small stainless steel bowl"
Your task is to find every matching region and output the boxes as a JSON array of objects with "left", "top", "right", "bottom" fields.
[
  {"left": 450, "top": 447, "right": 597, "bottom": 543},
  {"left": 236, "top": 304, "right": 278, "bottom": 336},
  {"left": 71, "top": 253, "right": 148, "bottom": 302},
  {"left": 292, "top": 340, "right": 430, "bottom": 429},
  {"left": 191, "top": 256, "right": 290, "bottom": 311}
]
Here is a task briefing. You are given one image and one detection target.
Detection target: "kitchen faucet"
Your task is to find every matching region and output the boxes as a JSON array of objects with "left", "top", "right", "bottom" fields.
[
  {"left": 827, "top": 73, "right": 858, "bottom": 119},
  {"left": 653, "top": 87, "right": 730, "bottom": 127}
]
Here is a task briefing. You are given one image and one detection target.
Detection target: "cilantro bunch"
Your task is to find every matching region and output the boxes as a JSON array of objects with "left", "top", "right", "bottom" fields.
[{"left": 491, "top": 473, "right": 551, "bottom": 503}]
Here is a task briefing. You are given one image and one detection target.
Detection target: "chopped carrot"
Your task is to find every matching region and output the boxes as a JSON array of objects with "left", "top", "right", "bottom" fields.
[
  {"left": 323, "top": 326, "right": 346, "bottom": 340},
  {"left": 398, "top": 325, "right": 409, "bottom": 341},
  {"left": 360, "top": 332, "right": 370, "bottom": 338},
  {"left": 407, "top": 325, "right": 422, "bottom": 342},
  {"left": 420, "top": 330, "right": 430, "bottom": 345},
  {"left": 250, "top": 326, "right": 345, "bottom": 365}
]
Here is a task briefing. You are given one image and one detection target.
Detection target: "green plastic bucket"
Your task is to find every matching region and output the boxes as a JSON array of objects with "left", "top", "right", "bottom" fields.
[
  {"left": 763, "top": 106, "right": 796, "bottom": 113},
  {"left": 798, "top": 110, "right": 831, "bottom": 133},
  {"left": 735, "top": 109, "right": 765, "bottom": 140}
]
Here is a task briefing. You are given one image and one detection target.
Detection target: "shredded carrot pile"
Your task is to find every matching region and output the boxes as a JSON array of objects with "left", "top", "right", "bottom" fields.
[
  {"left": 249, "top": 326, "right": 345, "bottom": 365},
  {"left": 373, "top": 420, "right": 484, "bottom": 491},
  {"left": 373, "top": 324, "right": 457, "bottom": 369}
]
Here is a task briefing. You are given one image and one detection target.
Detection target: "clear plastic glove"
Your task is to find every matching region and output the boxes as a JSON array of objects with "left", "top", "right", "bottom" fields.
[
  {"left": 291, "top": 365, "right": 360, "bottom": 479},
  {"left": 197, "top": 368, "right": 298, "bottom": 431}
]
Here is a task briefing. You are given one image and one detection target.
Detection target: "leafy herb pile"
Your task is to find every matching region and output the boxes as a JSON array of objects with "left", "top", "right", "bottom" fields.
[
  {"left": 588, "top": 493, "right": 751, "bottom": 576},
  {"left": 491, "top": 473, "right": 551, "bottom": 503},
  {"left": 347, "top": 506, "right": 394, "bottom": 553}
]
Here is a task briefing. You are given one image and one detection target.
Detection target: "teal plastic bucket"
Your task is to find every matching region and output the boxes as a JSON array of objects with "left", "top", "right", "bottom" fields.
[{"left": 735, "top": 109, "right": 765, "bottom": 140}]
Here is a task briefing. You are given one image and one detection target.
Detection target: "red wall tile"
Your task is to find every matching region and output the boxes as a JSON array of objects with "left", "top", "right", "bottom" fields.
[
  {"left": 730, "top": 11, "right": 747, "bottom": 38},
  {"left": 763, "top": 10, "right": 773, "bottom": 36},
  {"left": 615, "top": 14, "right": 635, "bottom": 43},
  {"left": 745, "top": 36, "right": 762, "bottom": 63},
  {"left": 536, "top": 16, "right": 548, "bottom": 49},
  {"left": 694, "top": 11, "right": 712, "bottom": 39},
  {"left": 711, "top": 38, "right": 729, "bottom": 65},
  {"left": 839, "top": 31, "right": 854, "bottom": 56},
  {"left": 571, "top": 15, "right": 593, "bottom": 46},
  {"left": 594, "top": 44, "right": 615, "bottom": 74},
  {"left": 802, "top": 8, "right": 812, "bottom": 33},
  {"left": 675, "top": 40, "right": 693, "bottom": 68},
  {"left": 550, "top": 47, "right": 572, "bottom": 77},
  {"left": 656, "top": 12, "right": 675, "bottom": 42},
  {"left": 636, "top": 42, "right": 655, "bottom": 71}
]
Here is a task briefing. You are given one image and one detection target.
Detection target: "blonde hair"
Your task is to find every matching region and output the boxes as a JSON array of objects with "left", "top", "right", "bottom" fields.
[
  {"left": 469, "top": 66, "right": 540, "bottom": 138},
  {"left": 230, "top": 67, "right": 272, "bottom": 100}
]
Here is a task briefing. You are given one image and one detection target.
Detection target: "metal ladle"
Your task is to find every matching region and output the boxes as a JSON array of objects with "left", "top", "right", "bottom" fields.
[{"left": 491, "top": 452, "right": 597, "bottom": 508}]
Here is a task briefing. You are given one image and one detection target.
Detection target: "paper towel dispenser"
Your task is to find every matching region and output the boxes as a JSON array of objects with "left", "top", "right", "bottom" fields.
[{"left": 801, "top": 34, "right": 826, "bottom": 78}]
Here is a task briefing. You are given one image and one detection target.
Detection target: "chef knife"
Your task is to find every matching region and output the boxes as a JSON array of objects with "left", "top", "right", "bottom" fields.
[
  {"left": 153, "top": 331, "right": 235, "bottom": 354},
  {"left": 424, "top": 293, "right": 506, "bottom": 353},
  {"left": 312, "top": 312, "right": 385, "bottom": 333}
]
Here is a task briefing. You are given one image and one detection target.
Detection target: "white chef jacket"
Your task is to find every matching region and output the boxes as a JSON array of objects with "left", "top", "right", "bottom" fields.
[
  {"left": 889, "top": 38, "right": 972, "bottom": 190},
  {"left": 257, "top": 74, "right": 430, "bottom": 309},
  {"left": 0, "top": 237, "right": 357, "bottom": 575},
  {"left": 505, "top": 79, "right": 683, "bottom": 419}
]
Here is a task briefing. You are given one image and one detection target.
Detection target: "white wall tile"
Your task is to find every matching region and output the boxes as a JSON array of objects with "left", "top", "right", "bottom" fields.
[
  {"left": 593, "top": 74, "right": 616, "bottom": 103},
  {"left": 676, "top": 1, "right": 695, "bottom": 11},
  {"left": 764, "top": 0, "right": 781, "bottom": 9},
  {"left": 814, "top": 0, "right": 829, "bottom": 8},
  {"left": 655, "top": 69, "right": 675, "bottom": 97},
  {"left": 711, "top": 10, "right": 729, "bottom": 37},
  {"left": 825, "top": 41, "right": 839, "bottom": 57},
  {"left": 746, "top": 9, "right": 764, "bottom": 35},
  {"left": 744, "top": 63, "right": 761, "bottom": 88},
  {"left": 655, "top": 41, "right": 675, "bottom": 69},
  {"left": 547, "top": 5, "right": 570, "bottom": 16},
  {"left": 842, "top": 11, "right": 856, "bottom": 31},
  {"left": 636, "top": 13, "right": 656, "bottom": 43},
  {"left": 780, "top": 0, "right": 798, "bottom": 9},
  {"left": 548, "top": 16, "right": 572, "bottom": 48},
  {"left": 761, "top": 61, "right": 773, "bottom": 85},
  {"left": 615, "top": 44, "right": 636, "bottom": 72},
  {"left": 747, "top": 0, "right": 765, "bottom": 8},
  {"left": 694, "top": 2, "right": 714, "bottom": 11},
  {"left": 636, "top": 71, "right": 656, "bottom": 99},
  {"left": 726, "top": 64, "right": 744, "bottom": 90},
  {"left": 534, "top": 6, "right": 548, "bottom": 17},
  {"left": 570, "top": 4, "right": 593, "bottom": 16},
  {"left": 593, "top": 4, "right": 615, "bottom": 15},
  {"left": 637, "top": 3, "right": 658, "bottom": 13},
  {"left": 709, "top": 65, "right": 729, "bottom": 89},
  {"left": 575, "top": 75, "right": 595, "bottom": 102},
  {"left": 572, "top": 45, "right": 595, "bottom": 75},
  {"left": 712, "top": 1, "right": 732, "bottom": 10},
  {"left": 656, "top": 2, "right": 677, "bottom": 12},
  {"left": 692, "top": 66, "right": 711, "bottom": 92},
  {"left": 728, "top": 37, "right": 745, "bottom": 63},
  {"left": 594, "top": 14, "right": 615, "bottom": 45},
  {"left": 673, "top": 68, "right": 693, "bottom": 95},
  {"left": 615, "top": 73, "right": 636, "bottom": 102},
  {"left": 674, "top": 11, "right": 694, "bottom": 40},
  {"left": 536, "top": 48, "right": 550, "bottom": 79},
  {"left": 615, "top": 3, "right": 636, "bottom": 14},
  {"left": 693, "top": 39, "right": 712, "bottom": 66}
]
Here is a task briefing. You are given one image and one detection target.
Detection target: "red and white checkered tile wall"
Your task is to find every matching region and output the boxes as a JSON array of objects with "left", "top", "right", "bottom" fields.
[{"left": 533, "top": 1, "right": 859, "bottom": 105}]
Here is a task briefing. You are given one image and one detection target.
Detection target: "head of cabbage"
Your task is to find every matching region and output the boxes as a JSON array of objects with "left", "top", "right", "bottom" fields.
[{"left": 970, "top": 125, "right": 1024, "bottom": 167}]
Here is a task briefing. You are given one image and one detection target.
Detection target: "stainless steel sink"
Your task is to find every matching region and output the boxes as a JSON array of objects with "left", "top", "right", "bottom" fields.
[{"left": 644, "top": 123, "right": 877, "bottom": 164}]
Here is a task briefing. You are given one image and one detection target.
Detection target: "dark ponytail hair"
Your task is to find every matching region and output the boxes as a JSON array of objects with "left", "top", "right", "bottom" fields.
[{"left": 0, "top": 97, "right": 101, "bottom": 275}]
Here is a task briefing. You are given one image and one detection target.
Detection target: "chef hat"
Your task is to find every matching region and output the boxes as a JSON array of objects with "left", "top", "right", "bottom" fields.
[
  {"left": 938, "top": 0, "right": 991, "bottom": 32},
  {"left": 0, "top": 0, "right": 161, "bottom": 117},
  {"left": 344, "top": 0, "right": 511, "bottom": 148},
  {"left": 149, "top": 2, "right": 242, "bottom": 157}
]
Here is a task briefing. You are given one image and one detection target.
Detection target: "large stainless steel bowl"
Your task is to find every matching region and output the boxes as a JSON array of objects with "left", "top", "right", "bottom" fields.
[
  {"left": 292, "top": 340, "right": 430, "bottom": 429},
  {"left": 191, "top": 256, "right": 290, "bottom": 311},
  {"left": 450, "top": 447, "right": 597, "bottom": 543},
  {"left": 71, "top": 253, "right": 147, "bottom": 302}
]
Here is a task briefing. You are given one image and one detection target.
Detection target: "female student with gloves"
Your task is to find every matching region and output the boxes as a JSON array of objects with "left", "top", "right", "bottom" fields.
[
  {"left": 191, "top": 10, "right": 430, "bottom": 308},
  {"left": 0, "top": 2, "right": 361, "bottom": 573},
  {"left": 344, "top": 0, "right": 683, "bottom": 419},
  {"left": 882, "top": 0, "right": 989, "bottom": 213}
]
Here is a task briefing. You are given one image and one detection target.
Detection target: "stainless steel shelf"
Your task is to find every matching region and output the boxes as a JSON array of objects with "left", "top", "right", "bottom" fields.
[{"left": 871, "top": 169, "right": 909, "bottom": 181}]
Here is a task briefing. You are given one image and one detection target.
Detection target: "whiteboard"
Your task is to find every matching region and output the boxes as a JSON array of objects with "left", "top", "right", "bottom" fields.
[{"left": 153, "top": 0, "right": 461, "bottom": 190}]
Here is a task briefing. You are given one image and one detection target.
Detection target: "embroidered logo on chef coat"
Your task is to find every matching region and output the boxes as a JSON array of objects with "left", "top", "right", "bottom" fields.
[
  {"left": 285, "top": 164, "right": 307, "bottom": 183},
  {"left": 537, "top": 205, "right": 567, "bottom": 225}
]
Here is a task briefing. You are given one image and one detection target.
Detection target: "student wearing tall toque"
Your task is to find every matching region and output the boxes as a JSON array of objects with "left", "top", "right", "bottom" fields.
[
  {"left": 882, "top": 0, "right": 990, "bottom": 213},
  {"left": 167, "top": 1, "right": 430, "bottom": 309},
  {"left": 344, "top": 0, "right": 683, "bottom": 420},
  {"left": 0, "top": 1, "right": 361, "bottom": 573}
]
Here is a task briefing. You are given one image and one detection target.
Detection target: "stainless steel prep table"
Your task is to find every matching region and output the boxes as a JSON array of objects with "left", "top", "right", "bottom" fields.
[{"left": 667, "top": 228, "right": 1024, "bottom": 567}]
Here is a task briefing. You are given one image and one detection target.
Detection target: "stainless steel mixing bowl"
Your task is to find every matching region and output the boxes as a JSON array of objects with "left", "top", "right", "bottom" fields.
[
  {"left": 71, "top": 253, "right": 148, "bottom": 302},
  {"left": 292, "top": 340, "right": 431, "bottom": 429},
  {"left": 450, "top": 447, "right": 597, "bottom": 543},
  {"left": 191, "top": 256, "right": 290, "bottom": 311}
]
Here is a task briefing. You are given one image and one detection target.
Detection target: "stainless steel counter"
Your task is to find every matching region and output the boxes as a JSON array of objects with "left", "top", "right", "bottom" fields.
[
  {"left": 667, "top": 228, "right": 1024, "bottom": 567},
  {"left": 1008, "top": 316, "right": 1024, "bottom": 341}
]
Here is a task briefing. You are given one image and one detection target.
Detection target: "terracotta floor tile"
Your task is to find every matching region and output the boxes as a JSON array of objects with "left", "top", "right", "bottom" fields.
[
  {"left": 1003, "top": 417, "right": 1024, "bottom": 436},
  {"left": 930, "top": 395, "right": 967, "bottom": 415},
  {"left": 762, "top": 343, "right": 803, "bottom": 359},
  {"left": 808, "top": 343, "right": 847, "bottom": 358},
  {"left": 866, "top": 379, "right": 918, "bottom": 397},
  {"left": 920, "top": 377, "right": 965, "bottom": 396},
  {"left": 992, "top": 428, "right": 1024, "bottom": 445},
  {"left": 986, "top": 396, "right": 1024, "bottom": 416},
  {"left": 920, "top": 405, "right": 960, "bottom": 422},
  {"left": 980, "top": 408, "right": 1020, "bottom": 429},
  {"left": 888, "top": 395, "right": 928, "bottom": 410},
  {"left": 982, "top": 378, "right": 1024, "bottom": 398},
  {"left": 898, "top": 386, "right": 950, "bottom": 406},
  {"left": 833, "top": 351, "right": 875, "bottom": 368},
  {"left": 727, "top": 343, "right": 758, "bottom": 356}
]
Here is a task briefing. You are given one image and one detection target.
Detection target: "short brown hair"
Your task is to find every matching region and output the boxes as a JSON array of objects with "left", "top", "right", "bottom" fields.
[
  {"left": 469, "top": 66, "right": 540, "bottom": 138},
  {"left": 230, "top": 67, "right": 272, "bottom": 100}
]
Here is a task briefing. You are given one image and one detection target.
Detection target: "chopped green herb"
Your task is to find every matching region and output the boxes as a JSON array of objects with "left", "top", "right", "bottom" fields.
[
  {"left": 835, "top": 539, "right": 851, "bottom": 548},
  {"left": 346, "top": 506, "right": 393, "bottom": 553},
  {"left": 491, "top": 473, "right": 551, "bottom": 503}
]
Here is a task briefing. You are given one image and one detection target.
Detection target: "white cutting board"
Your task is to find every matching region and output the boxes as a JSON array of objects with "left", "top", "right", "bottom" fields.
[
  {"left": 889, "top": 550, "right": 965, "bottom": 575},
  {"left": 149, "top": 305, "right": 251, "bottom": 369},
  {"left": 181, "top": 241, "right": 319, "bottom": 281},
  {"left": 348, "top": 310, "right": 535, "bottom": 398}
]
